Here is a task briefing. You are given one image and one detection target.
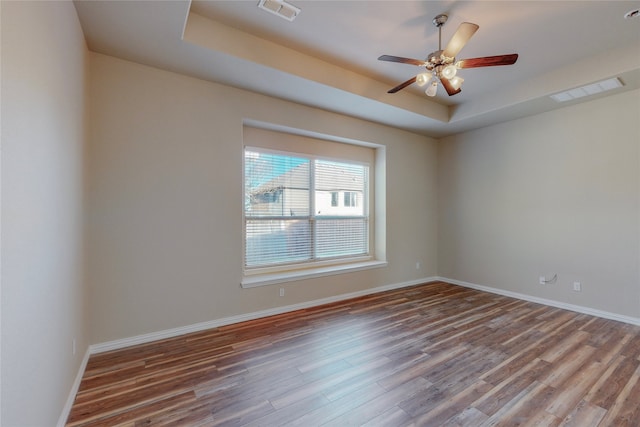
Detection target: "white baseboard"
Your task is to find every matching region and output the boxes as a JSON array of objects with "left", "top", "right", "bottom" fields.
[
  {"left": 57, "top": 346, "right": 91, "bottom": 427},
  {"left": 437, "top": 276, "right": 640, "bottom": 326},
  {"left": 90, "top": 276, "right": 439, "bottom": 354}
]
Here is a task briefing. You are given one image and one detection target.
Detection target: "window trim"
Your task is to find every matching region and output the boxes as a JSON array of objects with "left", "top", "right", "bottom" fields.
[
  {"left": 241, "top": 121, "right": 387, "bottom": 288},
  {"left": 241, "top": 259, "right": 388, "bottom": 288}
]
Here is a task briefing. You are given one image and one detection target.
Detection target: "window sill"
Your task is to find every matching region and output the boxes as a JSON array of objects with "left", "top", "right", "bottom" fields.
[{"left": 241, "top": 260, "right": 388, "bottom": 288}]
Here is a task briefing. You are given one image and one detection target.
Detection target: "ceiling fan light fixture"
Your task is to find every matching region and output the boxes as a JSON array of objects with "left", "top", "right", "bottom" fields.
[
  {"left": 441, "top": 64, "right": 457, "bottom": 79},
  {"left": 450, "top": 76, "right": 464, "bottom": 90},
  {"left": 416, "top": 72, "right": 432, "bottom": 87},
  {"left": 425, "top": 81, "right": 438, "bottom": 97}
]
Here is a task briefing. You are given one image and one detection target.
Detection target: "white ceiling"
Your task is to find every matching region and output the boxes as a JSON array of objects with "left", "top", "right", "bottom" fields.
[{"left": 74, "top": 0, "right": 640, "bottom": 137}]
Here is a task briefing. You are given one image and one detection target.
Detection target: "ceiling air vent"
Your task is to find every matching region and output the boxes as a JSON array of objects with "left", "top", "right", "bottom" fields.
[
  {"left": 258, "top": 0, "right": 300, "bottom": 22},
  {"left": 550, "top": 77, "right": 623, "bottom": 103}
]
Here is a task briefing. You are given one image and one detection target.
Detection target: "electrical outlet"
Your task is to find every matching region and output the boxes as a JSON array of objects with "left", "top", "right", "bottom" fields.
[
  {"left": 279, "top": 288, "right": 285, "bottom": 297},
  {"left": 573, "top": 282, "right": 582, "bottom": 292},
  {"left": 539, "top": 276, "right": 546, "bottom": 285},
  {"left": 416, "top": 261, "right": 420, "bottom": 270}
]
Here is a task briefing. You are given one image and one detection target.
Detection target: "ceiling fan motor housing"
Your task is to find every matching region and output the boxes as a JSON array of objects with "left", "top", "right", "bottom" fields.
[{"left": 426, "top": 50, "right": 455, "bottom": 72}]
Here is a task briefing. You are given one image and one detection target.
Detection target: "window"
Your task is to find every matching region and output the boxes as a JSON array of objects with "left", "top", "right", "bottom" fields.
[
  {"left": 331, "top": 192, "right": 339, "bottom": 207},
  {"left": 244, "top": 147, "right": 369, "bottom": 271},
  {"left": 344, "top": 191, "right": 358, "bottom": 207},
  {"left": 240, "top": 124, "right": 386, "bottom": 287}
]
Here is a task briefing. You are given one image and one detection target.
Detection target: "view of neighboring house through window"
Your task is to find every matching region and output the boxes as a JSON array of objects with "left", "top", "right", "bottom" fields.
[{"left": 244, "top": 147, "right": 369, "bottom": 270}]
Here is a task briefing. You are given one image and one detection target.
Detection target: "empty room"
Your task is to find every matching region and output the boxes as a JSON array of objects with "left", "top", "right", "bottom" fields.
[{"left": 1, "top": 0, "right": 639, "bottom": 426}]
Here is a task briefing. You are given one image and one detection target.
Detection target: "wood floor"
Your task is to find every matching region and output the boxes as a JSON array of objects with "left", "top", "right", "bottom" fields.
[{"left": 66, "top": 281, "right": 640, "bottom": 426}]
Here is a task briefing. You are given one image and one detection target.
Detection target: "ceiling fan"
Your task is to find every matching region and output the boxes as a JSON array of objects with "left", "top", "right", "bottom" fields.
[{"left": 378, "top": 14, "right": 518, "bottom": 97}]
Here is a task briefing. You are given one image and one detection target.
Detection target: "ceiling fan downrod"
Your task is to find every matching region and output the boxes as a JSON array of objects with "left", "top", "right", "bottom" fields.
[{"left": 433, "top": 14, "right": 448, "bottom": 51}]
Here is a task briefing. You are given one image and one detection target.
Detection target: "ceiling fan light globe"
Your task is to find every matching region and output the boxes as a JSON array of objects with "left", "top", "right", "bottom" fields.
[
  {"left": 442, "top": 64, "right": 457, "bottom": 79},
  {"left": 416, "top": 72, "right": 432, "bottom": 87},
  {"left": 426, "top": 81, "right": 438, "bottom": 97},
  {"left": 450, "top": 76, "right": 464, "bottom": 90}
]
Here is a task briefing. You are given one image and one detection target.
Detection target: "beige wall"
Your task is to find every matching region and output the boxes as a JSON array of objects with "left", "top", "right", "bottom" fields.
[
  {"left": 87, "top": 53, "right": 439, "bottom": 343},
  {"left": 1, "top": 1, "right": 89, "bottom": 425},
  {"left": 438, "top": 89, "right": 640, "bottom": 318}
]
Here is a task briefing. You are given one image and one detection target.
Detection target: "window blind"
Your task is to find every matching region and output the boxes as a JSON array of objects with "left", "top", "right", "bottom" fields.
[{"left": 244, "top": 148, "right": 369, "bottom": 270}]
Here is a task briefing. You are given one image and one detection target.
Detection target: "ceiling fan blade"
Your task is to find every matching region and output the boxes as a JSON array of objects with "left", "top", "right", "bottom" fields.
[
  {"left": 378, "top": 55, "right": 427, "bottom": 67},
  {"left": 387, "top": 76, "right": 418, "bottom": 93},
  {"left": 440, "top": 77, "right": 462, "bottom": 96},
  {"left": 457, "top": 54, "right": 519, "bottom": 68},
  {"left": 442, "top": 22, "right": 479, "bottom": 58}
]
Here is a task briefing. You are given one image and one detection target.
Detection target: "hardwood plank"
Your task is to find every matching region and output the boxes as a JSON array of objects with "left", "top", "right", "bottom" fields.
[
  {"left": 376, "top": 346, "right": 468, "bottom": 391},
  {"left": 412, "top": 379, "right": 493, "bottom": 426},
  {"left": 281, "top": 381, "right": 387, "bottom": 426},
  {"left": 591, "top": 332, "right": 632, "bottom": 365},
  {"left": 478, "top": 380, "right": 556, "bottom": 427},
  {"left": 539, "top": 330, "right": 590, "bottom": 363},
  {"left": 322, "top": 355, "right": 420, "bottom": 401},
  {"left": 442, "top": 406, "right": 490, "bottom": 426},
  {"left": 584, "top": 354, "right": 640, "bottom": 410},
  {"left": 558, "top": 399, "right": 607, "bottom": 427},
  {"left": 521, "top": 410, "right": 561, "bottom": 427},
  {"left": 473, "top": 357, "right": 551, "bottom": 417},
  {"left": 596, "top": 364, "right": 640, "bottom": 426},
  {"left": 359, "top": 405, "right": 413, "bottom": 427},
  {"left": 545, "top": 361, "right": 605, "bottom": 419},
  {"left": 323, "top": 376, "right": 432, "bottom": 426},
  {"left": 541, "top": 344, "right": 596, "bottom": 388},
  {"left": 65, "top": 391, "right": 197, "bottom": 427}
]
